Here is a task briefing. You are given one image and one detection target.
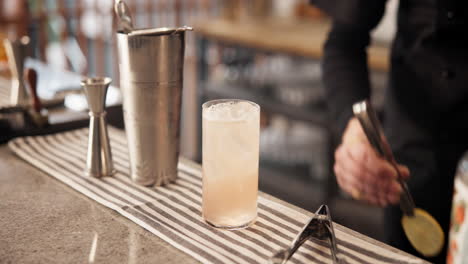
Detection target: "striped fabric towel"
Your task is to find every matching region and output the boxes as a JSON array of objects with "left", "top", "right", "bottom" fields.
[{"left": 9, "top": 128, "right": 426, "bottom": 264}]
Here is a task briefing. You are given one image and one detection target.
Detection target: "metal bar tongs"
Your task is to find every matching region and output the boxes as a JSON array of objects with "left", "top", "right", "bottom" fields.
[
  {"left": 269, "top": 205, "right": 344, "bottom": 264},
  {"left": 352, "top": 100, "right": 415, "bottom": 216}
]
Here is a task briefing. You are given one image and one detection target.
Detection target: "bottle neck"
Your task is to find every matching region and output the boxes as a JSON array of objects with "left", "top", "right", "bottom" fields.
[{"left": 457, "top": 151, "right": 468, "bottom": 185}]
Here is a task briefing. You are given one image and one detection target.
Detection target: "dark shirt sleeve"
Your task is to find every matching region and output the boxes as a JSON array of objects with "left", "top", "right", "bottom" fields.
[{"left": 315, "top": 0, "right": 387, "bottom": 139}]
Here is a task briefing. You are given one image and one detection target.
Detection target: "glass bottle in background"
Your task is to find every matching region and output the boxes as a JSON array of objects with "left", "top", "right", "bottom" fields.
[{"left": 447, "top": 151, "right": 468, "bottom": 264}]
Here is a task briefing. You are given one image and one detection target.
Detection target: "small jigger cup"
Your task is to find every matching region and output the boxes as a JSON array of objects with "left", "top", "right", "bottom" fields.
[{"left": 81, "top": 77, "right": 115, "bottom": 178}]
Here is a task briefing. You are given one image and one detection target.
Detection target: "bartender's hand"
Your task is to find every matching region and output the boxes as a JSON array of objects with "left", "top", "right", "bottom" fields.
[{"left": 334, "top": 118, "right": 410, "bottom": 207}]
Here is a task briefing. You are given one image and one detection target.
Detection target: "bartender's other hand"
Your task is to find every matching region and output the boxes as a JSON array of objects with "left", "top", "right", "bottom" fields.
[{"left": 334, "top": 118, "right": 410, "bottom": 207}]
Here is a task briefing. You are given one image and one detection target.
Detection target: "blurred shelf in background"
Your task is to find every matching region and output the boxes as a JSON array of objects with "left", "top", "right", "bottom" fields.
[{"left": 195, "top": 17, "right": 389, "bottom": 72}]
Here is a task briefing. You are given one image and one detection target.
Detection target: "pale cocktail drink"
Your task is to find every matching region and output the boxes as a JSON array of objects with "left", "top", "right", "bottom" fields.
[{"left": 202, "top": 99, "right": 260, "bottom": 229}]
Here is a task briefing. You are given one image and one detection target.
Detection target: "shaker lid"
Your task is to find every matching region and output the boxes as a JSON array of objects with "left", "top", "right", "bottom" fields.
[{"left": 115, "top": 0, "right": 193, "bottom": 36}]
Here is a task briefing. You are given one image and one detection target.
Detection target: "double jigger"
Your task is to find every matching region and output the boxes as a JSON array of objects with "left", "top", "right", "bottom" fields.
[{"left": 81, "top": 77, "right": 115, "bottom": 178}]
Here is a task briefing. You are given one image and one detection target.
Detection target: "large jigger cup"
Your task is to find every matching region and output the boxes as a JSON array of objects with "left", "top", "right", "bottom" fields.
[{"left": 81, "top": 77, "right": 115, "bottom": 178}]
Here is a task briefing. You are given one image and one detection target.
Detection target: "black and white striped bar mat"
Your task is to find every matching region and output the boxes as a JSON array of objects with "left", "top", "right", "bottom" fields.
[{"left": 9, "top": 128, "right": 425, "bottom": 264}]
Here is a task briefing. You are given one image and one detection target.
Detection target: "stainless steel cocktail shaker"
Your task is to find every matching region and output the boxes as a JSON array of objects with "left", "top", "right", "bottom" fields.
[{"left": 115, "top": 1, "right": 192, "bottom": 186}]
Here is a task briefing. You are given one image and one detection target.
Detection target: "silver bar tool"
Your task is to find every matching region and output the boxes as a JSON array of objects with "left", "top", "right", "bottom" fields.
[
  {"left": 352, "top": 100, "right": 415, "bottom": 216},
  {"left": 115, "top": 0, "right": 193, "bottom": 186},
  {"left": 3, "top": 36, "right": 30, "bottom": 106},
  {"left": 114, "top": 0, "right": 134, "bottom": 33},
  {"left": 270, "top": 205, "right": 344, "bottom": 264},
  {"left": 81, "top": 77, "right": 115, "bottom": 178}
]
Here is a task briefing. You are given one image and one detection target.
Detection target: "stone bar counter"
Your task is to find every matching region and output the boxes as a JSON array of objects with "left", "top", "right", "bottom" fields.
[{"left": 0, "top": 140, "right": 429, "bottom": 263}]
